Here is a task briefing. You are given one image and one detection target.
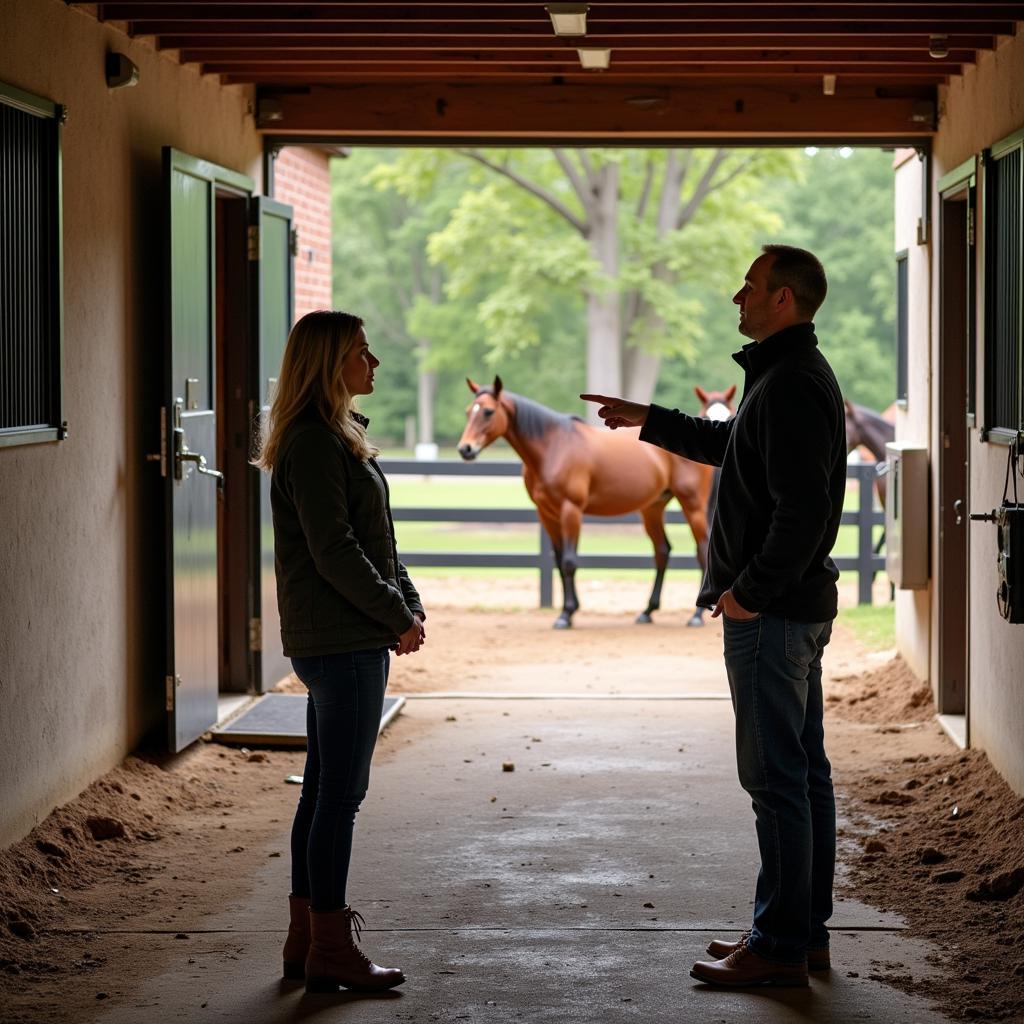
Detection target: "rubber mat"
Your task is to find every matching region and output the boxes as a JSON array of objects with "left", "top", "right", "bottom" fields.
[{"left": 211, "top": 693, "right": 404, "bottom": 747}]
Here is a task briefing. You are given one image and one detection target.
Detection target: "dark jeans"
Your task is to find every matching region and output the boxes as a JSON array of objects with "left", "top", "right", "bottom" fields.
[
  {"left": 722, "top": 612, "right": 835, "bottom": 965},
  {"left": 289, "top": 647, "right": 389, "bottom": 912}
]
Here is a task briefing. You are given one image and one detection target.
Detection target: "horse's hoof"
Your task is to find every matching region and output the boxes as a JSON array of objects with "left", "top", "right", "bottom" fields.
[
  {"left": 553, "top": 617, "right": 572, "bottom": 630},
  {"left": 635, "top": 613, "right": 653, "bottom": 624},
  {"left": 686, "top": 614, "right": 705, "bottom": 628}
]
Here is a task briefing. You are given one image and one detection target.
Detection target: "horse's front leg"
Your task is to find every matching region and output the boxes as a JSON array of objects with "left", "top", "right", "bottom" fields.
[
  {"left": 553, "top": 501, "right": 583, "bottom": 629},
  {"left": 638, "top": 502, "right": 671, "bottom": 624}
]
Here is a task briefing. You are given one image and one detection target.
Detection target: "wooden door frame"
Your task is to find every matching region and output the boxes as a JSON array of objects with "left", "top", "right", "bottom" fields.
[{"left": 936, "top": 160, "right": 977, "bottom": 721}]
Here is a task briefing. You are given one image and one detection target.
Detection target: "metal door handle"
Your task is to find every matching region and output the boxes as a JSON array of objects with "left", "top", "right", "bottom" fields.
[
  {"left": 178, "top": 449, "right": 225, "bottom": 485},
  {"left": 173, "top": 426, "right": 224, "bottom": 487},
  {"left": 953, "top": 499, "right": 963, "bottom": 525}
]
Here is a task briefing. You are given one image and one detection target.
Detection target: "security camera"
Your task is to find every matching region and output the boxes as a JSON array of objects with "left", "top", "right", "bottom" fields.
[{"left": 106, "top": 53, "right": 139, "bottom": 90}]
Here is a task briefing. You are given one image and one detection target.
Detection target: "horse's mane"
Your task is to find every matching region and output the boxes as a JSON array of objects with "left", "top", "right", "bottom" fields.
[{"left": 476, "top": 388, "right": 581, "bottom": 441}]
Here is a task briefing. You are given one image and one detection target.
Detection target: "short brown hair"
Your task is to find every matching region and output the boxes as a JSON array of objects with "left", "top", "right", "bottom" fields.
[{"left": 761, "top": 244, "right": 828, "bottom": 318}]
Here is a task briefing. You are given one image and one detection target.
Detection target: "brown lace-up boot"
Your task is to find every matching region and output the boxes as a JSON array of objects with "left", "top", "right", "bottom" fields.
[
  {"left": 706, "top": 931, "right": 830, "bottom": 971},
  {"left": 305, "top": 907, "right": 405, "bottom": 993},
  {"left": 282, "top": 895, "right": 311, "bottom": 980}
]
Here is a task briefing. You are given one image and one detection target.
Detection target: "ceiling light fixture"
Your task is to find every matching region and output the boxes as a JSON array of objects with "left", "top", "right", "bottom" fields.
[
  {"left": 577, "top": 47, "right": 611, "bottom": 70},
  {"left": 547, "top": 4, "right": 589, "bottom": 37},
  {"left": 929, "top": 34, "right": 949, "bottom": 59}
]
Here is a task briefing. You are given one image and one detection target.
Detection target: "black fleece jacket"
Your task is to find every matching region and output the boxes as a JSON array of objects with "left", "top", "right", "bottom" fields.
[{"left": 639, "top": 322, "right": 847, "bottom": 622}]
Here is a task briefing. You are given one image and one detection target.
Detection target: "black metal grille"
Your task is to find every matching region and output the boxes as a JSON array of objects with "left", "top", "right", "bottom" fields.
[
  {"left": 896, "top": 252, "right": 908, "bottom": 403},
  {"left": 0, "top": 97, "right": 57, "bottom": 434},
  {"left": 988, "top": 146, "right": 1022, "bottom": 432}
]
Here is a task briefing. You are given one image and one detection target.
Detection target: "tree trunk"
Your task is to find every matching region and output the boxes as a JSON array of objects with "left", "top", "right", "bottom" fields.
[
  {"left": 584, "top": 162, "right": 621, "bottom": 423},
  {"left": 416, "top": 268, "right": 443, "bottom": 448},
  {"left": 622, "top": 153, "right": 687, "bottom": 405},
  {"left": 417, "top": 362, "right": 436, "bottom": 445}
]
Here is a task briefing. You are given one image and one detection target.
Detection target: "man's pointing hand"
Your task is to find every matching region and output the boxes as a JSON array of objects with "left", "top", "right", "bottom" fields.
[{"left": 579, "top": 394, "right": 650, "bottom": 430}]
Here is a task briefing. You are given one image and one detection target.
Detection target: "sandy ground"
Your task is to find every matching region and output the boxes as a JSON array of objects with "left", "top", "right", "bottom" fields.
[{"left": 2, "top": 578, "right": 1023, "bottom": 1022}]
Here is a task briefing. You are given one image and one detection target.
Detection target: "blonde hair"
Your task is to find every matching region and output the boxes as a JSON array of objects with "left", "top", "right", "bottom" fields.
[{"left": 254, "top": 310, "right": 378, "bottom": 470}]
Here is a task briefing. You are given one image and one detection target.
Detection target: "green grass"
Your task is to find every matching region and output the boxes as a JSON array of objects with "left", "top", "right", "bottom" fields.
[{"left": 840, "top": 602, "right": 895, "bottom": 651}]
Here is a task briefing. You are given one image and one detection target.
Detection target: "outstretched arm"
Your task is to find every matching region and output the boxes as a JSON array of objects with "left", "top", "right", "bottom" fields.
[{"left": 580, "top": 394, "right": 732, "bottom": 467}]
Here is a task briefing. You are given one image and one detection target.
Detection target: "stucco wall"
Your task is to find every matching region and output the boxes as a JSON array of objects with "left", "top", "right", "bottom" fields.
[
  {"left": 934, "top": 32, "right": 1024, "bottom": 794},
  {"left": 893, "top": 31, "right": 1024, "bottom": 794},
  {"left": 0, "top": 0, "right": 262, "bottom": 846},
  {"left": 892, "top": 150, "right": 932, "bottom": 684}
]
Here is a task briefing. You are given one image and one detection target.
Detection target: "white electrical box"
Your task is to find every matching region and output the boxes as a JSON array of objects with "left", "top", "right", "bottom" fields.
[{"left": 885, "top": 442, "right": 929, "bottom": 589}]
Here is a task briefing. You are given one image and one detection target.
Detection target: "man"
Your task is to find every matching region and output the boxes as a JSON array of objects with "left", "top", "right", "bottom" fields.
[{"left": 582, "top": 244, "right": 846, "bottom": 988}]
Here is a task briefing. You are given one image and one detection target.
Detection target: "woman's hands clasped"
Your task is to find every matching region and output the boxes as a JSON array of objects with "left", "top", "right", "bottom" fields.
[{"left": 394, "top": 613, "right": 426, "bottom": 656}]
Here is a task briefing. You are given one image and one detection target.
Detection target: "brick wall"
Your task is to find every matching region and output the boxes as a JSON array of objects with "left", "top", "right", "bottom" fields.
[{"left": 272, "top": 146, "right": 333, "bottom": 321}]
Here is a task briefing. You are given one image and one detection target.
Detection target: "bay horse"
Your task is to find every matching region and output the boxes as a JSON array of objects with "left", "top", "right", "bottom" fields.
[
  {"left": 844, "top": 400, "right": 896, "bottom": 507},
  {"left": 457, "top": 376, "right": 733, "bottom": 630}
]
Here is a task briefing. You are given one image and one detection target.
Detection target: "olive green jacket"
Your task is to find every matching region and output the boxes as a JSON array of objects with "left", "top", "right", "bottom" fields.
[{"left": 271, "top": 410, "right": 424, "bottom": 657}]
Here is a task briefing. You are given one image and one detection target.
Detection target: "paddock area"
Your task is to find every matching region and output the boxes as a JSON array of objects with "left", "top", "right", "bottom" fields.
[{"left": 4, "top": 586, "right": 1022, "bottom": 1023}]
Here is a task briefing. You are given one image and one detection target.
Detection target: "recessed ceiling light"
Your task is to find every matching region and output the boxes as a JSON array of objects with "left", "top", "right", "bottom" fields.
[
  {"left": 577, "top": 48, "right": 611, "bottom": 70},
  {"left": 547, "top": 4, "right": 589, "bottom": 37},
  {"left": 929, "top": 34, "right": 949, "bottom": 59}
]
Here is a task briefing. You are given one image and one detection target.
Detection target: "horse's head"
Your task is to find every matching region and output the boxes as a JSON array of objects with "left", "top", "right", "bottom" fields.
[
  {"left": 458, "top": 376, "right": 510, "bottom": 461},
  {"left": 695, "top": 385, "right": 737, "bottom": 422}
]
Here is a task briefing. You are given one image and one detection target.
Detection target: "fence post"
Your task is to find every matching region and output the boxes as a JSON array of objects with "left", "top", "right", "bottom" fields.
[
  {"left": 539, "top": 523, "right": 555, "bottom": 608},
  {"left": 858, "top": 464, "right": 875, "bottom": 605}
]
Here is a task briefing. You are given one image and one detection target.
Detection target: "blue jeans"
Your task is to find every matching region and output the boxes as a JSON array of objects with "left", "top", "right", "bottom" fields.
[
  {"left": 722, "top": 612, "right": 835, "bottom": 964},
  {"left": 288, "top": 648, "right": 389, "bottom": 912}
]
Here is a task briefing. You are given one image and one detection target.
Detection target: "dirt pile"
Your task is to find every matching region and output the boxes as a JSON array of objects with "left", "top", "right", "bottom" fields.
[
  {"left": 0, "top": 751, "right": 243, "bottom": 989},
  {"left": 832, "top": 657, "right": 1024, "bottom": 1021},
  {"left": 826, "top": 654, "right": 934, "bottom": 724}
]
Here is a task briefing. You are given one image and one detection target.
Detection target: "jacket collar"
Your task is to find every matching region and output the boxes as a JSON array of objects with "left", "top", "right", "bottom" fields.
[
  {"left": 732, "top": 321, "right": 817, "bottom": 376},
  {"left": 351, "top": 411, "right": 370, "bottom": 428}
]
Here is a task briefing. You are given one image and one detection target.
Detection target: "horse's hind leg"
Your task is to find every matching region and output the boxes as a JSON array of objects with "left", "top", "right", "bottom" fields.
[
  {"left": 637, "top": 500, "right": 672, "bottom": 624},
  {"left": 676, "top": 485, "right": 710, "bottom": 627}
]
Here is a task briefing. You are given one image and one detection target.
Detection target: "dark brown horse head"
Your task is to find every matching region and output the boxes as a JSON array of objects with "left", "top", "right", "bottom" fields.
[
  {"left": 695, "top": 384, "right": 737, "bottom": 422},
  {"left": 845, "top": 399, "right": 895, "bottom": 461},
  {"left": 458, "top": 376, "right": 510, "bottom": 460}
]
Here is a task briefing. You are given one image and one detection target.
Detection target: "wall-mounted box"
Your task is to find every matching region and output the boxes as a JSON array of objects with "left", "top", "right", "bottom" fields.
[{"left": 885, "top": 443, "right": 929, "bottom": 589}]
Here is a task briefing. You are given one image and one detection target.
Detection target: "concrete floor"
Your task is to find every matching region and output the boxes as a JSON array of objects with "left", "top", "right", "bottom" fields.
[{"left": 92, "top": 679, "right": 951, "bottom": 1024}]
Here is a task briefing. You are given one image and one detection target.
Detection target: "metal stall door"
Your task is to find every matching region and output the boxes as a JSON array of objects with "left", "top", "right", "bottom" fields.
[
  {"left": 249, "top": 196, "right": 294, "bottom": 692},
  {"left": 163, "top": 148, "right": 253, "bottom": 751}
]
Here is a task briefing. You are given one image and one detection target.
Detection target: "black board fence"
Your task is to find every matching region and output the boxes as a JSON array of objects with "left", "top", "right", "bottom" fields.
[{"left": 380, "top": 459, "right": 886, "bottom": 607}]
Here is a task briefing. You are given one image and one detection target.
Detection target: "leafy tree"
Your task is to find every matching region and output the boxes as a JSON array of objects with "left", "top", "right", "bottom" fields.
[{"left": 375, "top": 148, "right": 797, "bottom": 420}]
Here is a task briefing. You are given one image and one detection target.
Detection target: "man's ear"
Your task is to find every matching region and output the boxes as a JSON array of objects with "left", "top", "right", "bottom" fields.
[
  {"left": 466, "top": 377, "right": 480, "bottom": 394},
  {"left": 493, "top": 375, "right": 503, "bottom": 399}
]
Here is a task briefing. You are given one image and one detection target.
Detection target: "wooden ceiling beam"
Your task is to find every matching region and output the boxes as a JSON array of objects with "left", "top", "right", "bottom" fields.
[
  {"left": 159, "top": 34, "right": 994, "bottom": 51},
  {"left": 138, "top": 22, "right": 1014, "bottom": 39},
  {"left": 251, "top": 81, "right": 938, "bottom": 138},
  {"left": 188, "top": 49, "right": 973, "bottom": 65},
  {"left": 217, "top": 62, "right": 956, "bottom": 78},
  {"left": 228, "top": 71, "right": 950, "bottom": 86},
  {"left": 97, "top": 3, "right": 1024, "bottom": 24}
]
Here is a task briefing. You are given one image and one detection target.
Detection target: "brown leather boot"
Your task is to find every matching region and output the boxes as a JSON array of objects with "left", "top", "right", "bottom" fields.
[
  {"left": 690, "top": 943, "right": 809, "bottom": 987},
  {"left": 706, "top": 931, "right": 830, "bottom": 971},
  {"left": 305, "top": 907, "right": 405, "bottom": 993},
  {"left": 282, "top": 895, "right": 311, "bottom": 980}
]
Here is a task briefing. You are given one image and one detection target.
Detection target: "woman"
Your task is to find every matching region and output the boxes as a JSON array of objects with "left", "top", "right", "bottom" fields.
[{"left": 256, "top": 310, "right": 425, "bottom": 993}]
